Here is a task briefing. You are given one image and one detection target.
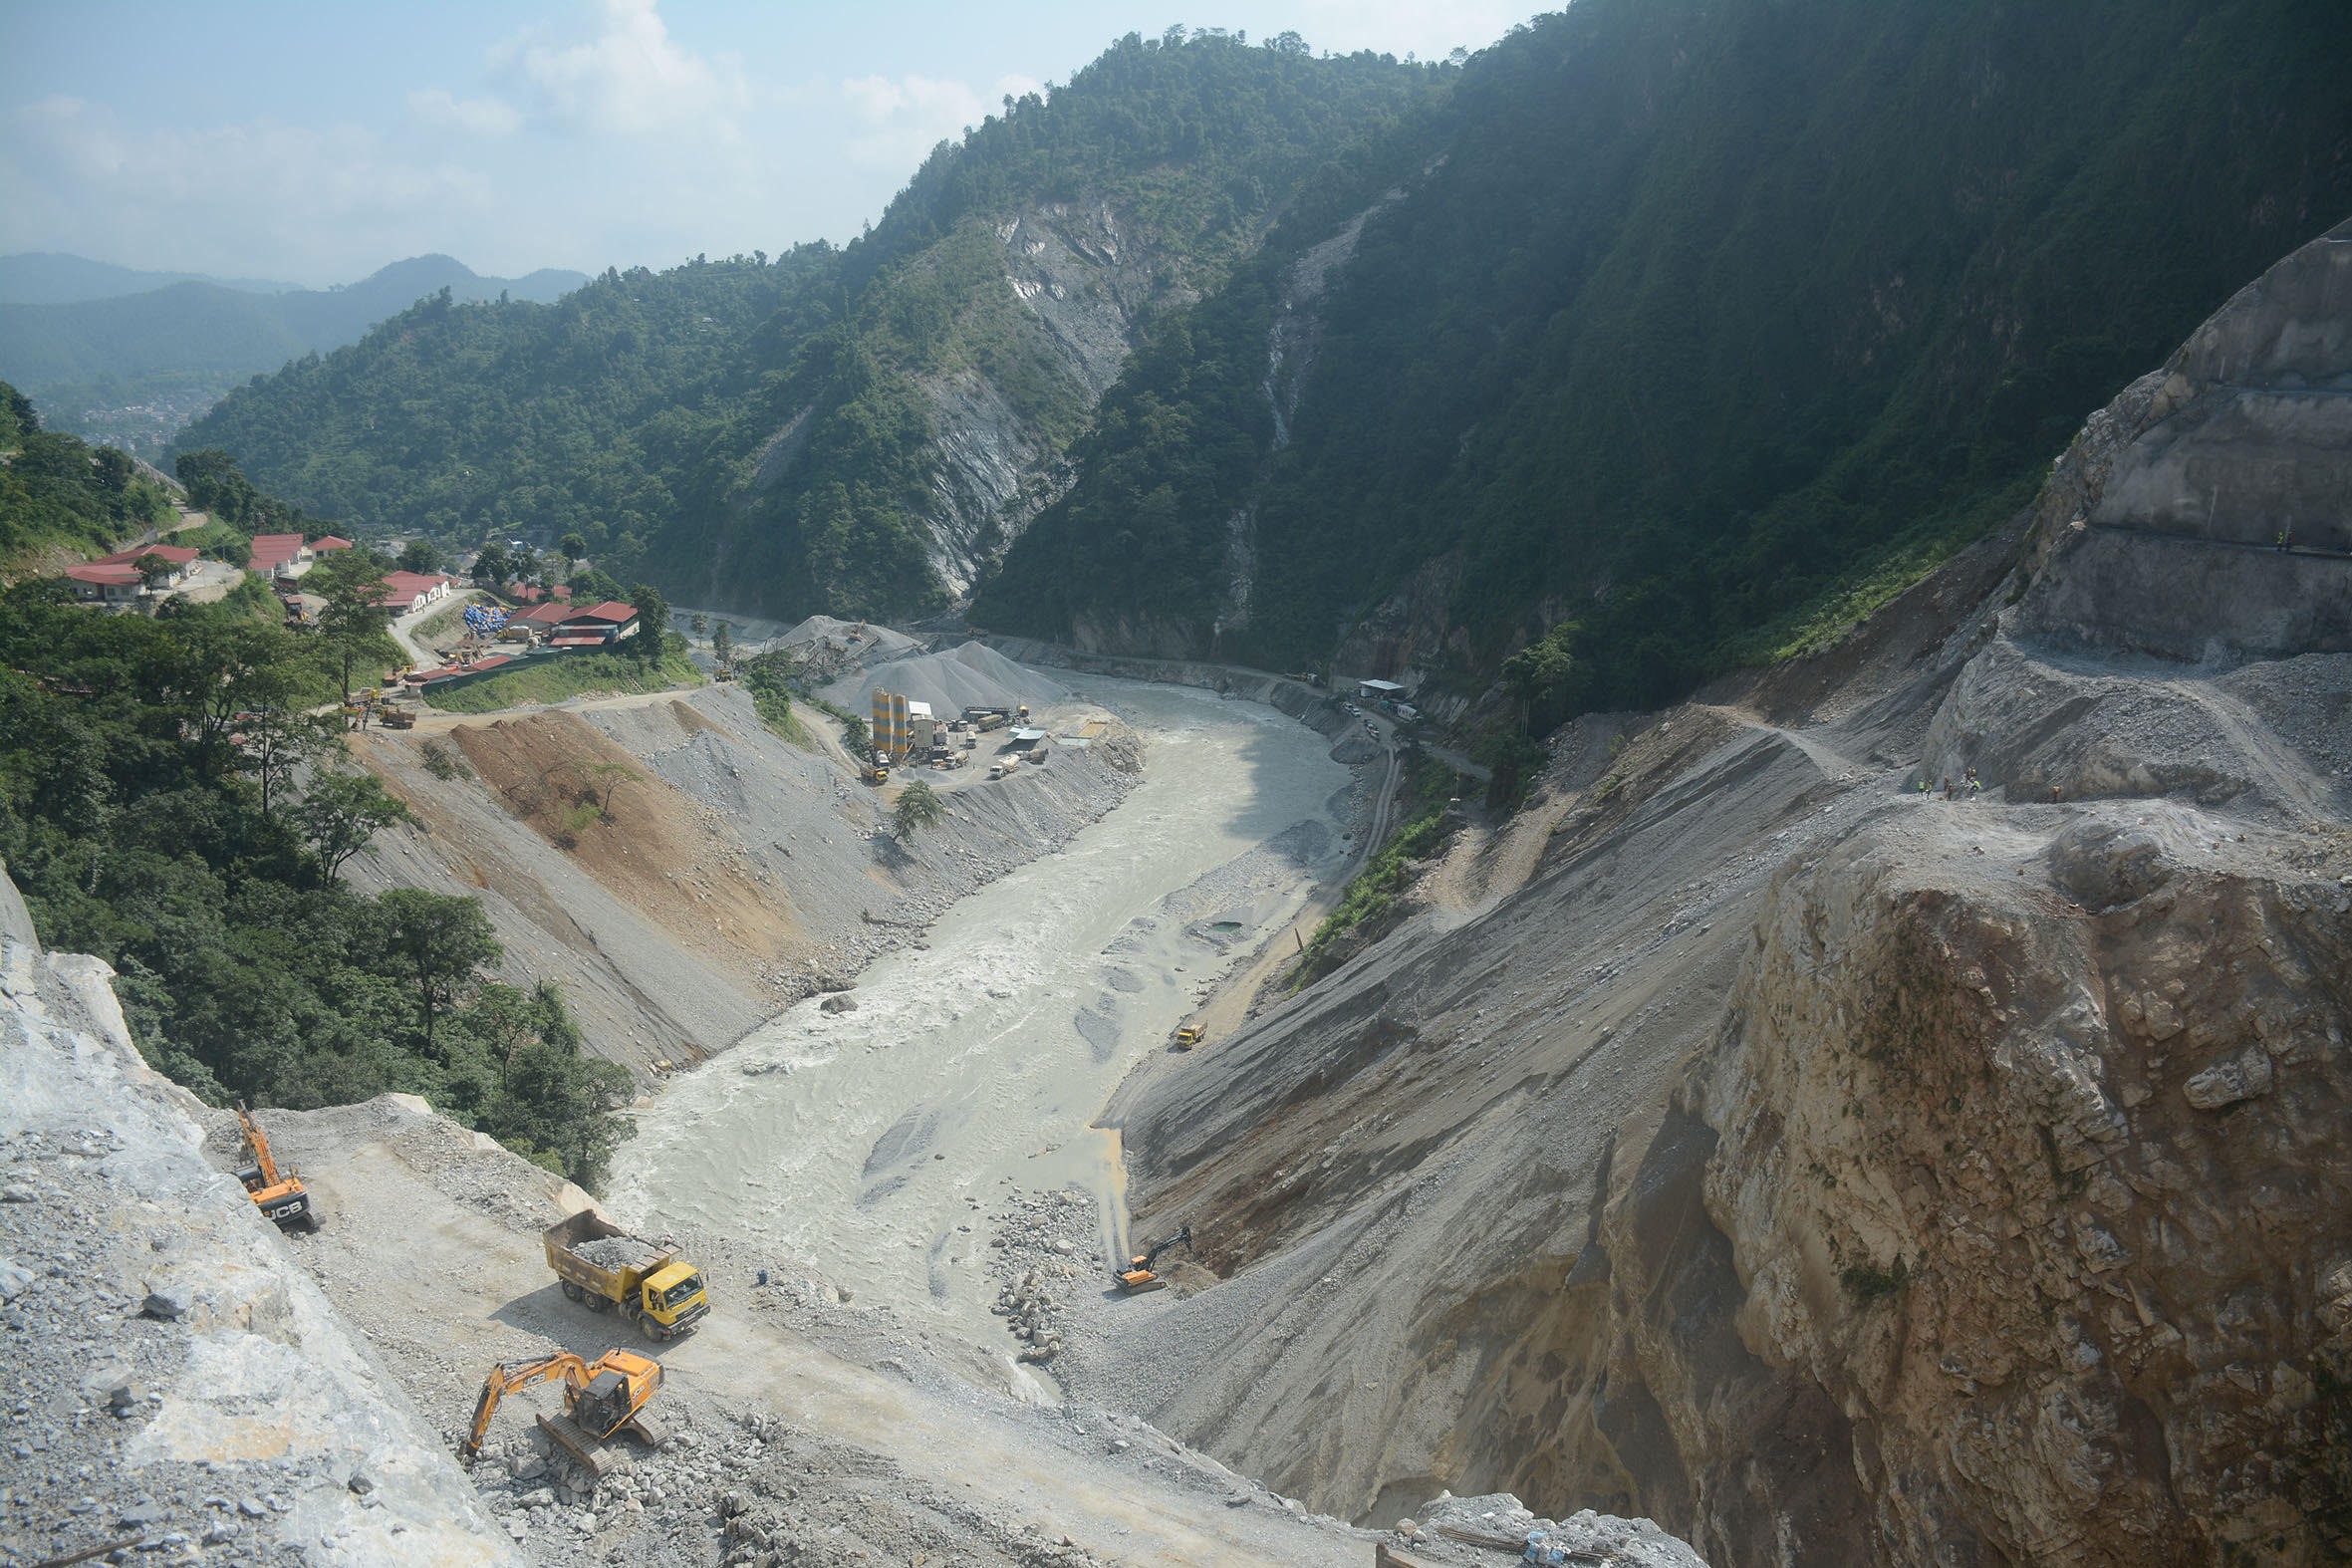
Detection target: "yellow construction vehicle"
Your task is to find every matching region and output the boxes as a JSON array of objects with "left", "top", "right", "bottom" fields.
[
  {"left": 544, "top": 1210, "right": 710, "bottom": 1341},
  {"left": 458, "top": 1349, "right": 666, "bottom": 1475},
  {"left": 233, "top": 1102, "right": 316, "bottom": 1230},
  {"left": 1114, "top": 1224, "right": 1193, "bottom": 1294},
  {"left": 861, "top": 755, "right": 891, "bottom": 785},
  {"left": 1172, "top": 1025, "right": 1203, "bottom": 1050}
]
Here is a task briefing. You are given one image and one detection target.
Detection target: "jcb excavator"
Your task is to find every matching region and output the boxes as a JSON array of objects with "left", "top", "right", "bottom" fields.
[
  {"left": 1114, "top": 1223, "right": 1193, "bottom": 1294},
  {"left": 233, "top": 1102, "right": 315, "bottom": 1231},
  {"left": 459, "top": 1349, "right": 667, "bottom": 1476}
]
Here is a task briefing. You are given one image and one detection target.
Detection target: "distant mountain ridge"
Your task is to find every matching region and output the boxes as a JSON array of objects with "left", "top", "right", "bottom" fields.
[
  {"left": 0, "top": 255, "right": 590, "bottom": 454},
  {"left": 0, "top": 251, "right": 300, "bottom": 306},
  {"left": 0, "top": 254, "right": 590, "bottom": 388}
]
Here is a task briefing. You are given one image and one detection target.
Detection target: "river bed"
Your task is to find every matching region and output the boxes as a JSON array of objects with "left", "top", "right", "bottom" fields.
[{"left": 608, "top": 675, "right": 1352, "bottom": 1374}]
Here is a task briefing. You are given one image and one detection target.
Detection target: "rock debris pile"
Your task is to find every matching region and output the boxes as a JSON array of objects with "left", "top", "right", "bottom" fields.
[
  {"left": 1390, "top": 1492, "right": 1709, "bottom": 1567},
  {"left": 986, "top": 1188, "right": 1098, "bottom": 1368},
  {"left": 574, "top": 1236, "right": 664, "bottom": 1272}
]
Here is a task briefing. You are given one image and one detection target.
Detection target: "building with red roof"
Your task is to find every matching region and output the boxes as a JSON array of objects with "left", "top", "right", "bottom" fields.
[
  {"left": 65, "top": 562, "right": 146, "bottom": 605},
  {"left": 95, "top": 543, "right": 201, "bottom": 589},
  {"left": 249, "top": 534, "right": 307, "bottom": 577},
  {"left": 550, "top": 601, "right": 641, "bottom": 647},
  {"left": 370, "top": 571, "right": 458, "bottom": 613},
  {"left": 310, "top": 536, "right": 355, "bottom": 553}
]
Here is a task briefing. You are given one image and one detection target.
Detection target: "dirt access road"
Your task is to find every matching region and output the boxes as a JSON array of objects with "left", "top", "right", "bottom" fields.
[{"left": 267, "top": 1098, "right": 1365, "bottom": 1567}]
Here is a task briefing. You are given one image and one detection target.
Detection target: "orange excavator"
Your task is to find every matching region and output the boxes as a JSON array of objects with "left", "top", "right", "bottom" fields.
[
  {"left": 1114, "top": 1224, "right": 1193, "bottom": 1294},
  {"left": 459, "top": 1349, "right": 667, "bottom": 1475},
  {"left": 233, "top": 1102, "right": 316, "bottom": 1231}
]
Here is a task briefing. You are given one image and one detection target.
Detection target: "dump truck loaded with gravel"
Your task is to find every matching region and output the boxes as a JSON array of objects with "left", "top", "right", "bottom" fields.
[{"left": 543, "top": 1208, "right": 710, "bottom": 1341}]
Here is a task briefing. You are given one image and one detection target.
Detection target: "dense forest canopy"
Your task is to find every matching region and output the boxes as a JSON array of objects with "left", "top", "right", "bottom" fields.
[
  {"left": 980, "top": 0, "right": 2352, "bottom": 713},
  {"left": 174, "top": 31, "right": 1441, "bottom": 622}
]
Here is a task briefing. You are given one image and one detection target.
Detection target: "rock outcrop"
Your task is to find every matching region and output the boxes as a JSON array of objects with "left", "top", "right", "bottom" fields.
[
  {"left": 1096, "top": 222, "right": 2352, "bottom": 1564},
  {"left": 0, "top": 867, "right": 513, "bottom": 1566}
]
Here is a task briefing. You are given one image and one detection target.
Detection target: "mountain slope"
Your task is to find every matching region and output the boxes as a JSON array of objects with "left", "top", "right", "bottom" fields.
[
  {"left": 0, "top": 256, "right": 590, "bottom": 455},
  {"left": 979, "top": 0, "right": 2352, "bottom": 711},
  {"left": 0, "top": 380, "right": 174, "bottom": 569},
  {"left": 175, "top": 32, "right": 1442, "bottom": 617},
  {"left": 1090, "top": 219, "right": 2352, "bottom": 1566},
  {"left": 0, "top": 250, "right": 297, "bottom": 305}
]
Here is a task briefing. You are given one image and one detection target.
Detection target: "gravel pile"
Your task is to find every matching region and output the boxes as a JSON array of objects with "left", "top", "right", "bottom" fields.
[
  {"left": 575, "top": 1236, "right": 664, "bottom": 1272},
  {"left": 1392, "top": 1492, "right": 1710, "bottom": 1567},
  {"left": 820, "top": 641, "right": 1072, "bottom": 719},
  {"left": 984, "top": 1188, "right": 1100, "bottom": 1369}
]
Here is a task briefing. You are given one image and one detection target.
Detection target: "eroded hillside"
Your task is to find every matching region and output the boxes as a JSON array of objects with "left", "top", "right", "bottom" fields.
[
  {"left": 344, "top": 675, "right": 1133, "bottom": 1075},
  {"left": 1087, "top": 221, "right": 2352, "bottom": 1566}
]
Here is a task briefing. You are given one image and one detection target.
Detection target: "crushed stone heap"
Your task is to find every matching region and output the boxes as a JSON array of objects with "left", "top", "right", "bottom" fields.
[{"left": 573, "top": 1235, "right": 663, "bottom": 1271}]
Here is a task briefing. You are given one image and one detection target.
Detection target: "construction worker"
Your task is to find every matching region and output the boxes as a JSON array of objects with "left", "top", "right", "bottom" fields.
[{"left": 1942, "top": 775, "right": 1954, "bottom": 799}]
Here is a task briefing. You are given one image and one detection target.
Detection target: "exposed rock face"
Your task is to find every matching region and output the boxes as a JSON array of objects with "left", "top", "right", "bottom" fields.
[
  {"left": 2023, "top": 219, "right": 2352, "bottom": 659},
  {"left": 0, "top": 867, "right": 513, "bottom": 1566},
  {"left": 1097, "top": 220, "right": 2352, "bottom": 1565},
  {"left": 1662, "top": 829, "right": 2350, "bottom": 1564}
]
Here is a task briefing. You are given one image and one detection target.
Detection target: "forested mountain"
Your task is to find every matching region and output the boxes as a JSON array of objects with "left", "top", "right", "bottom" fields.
[
  {"left": 979, "top": 0, "right": 2352, "bottom": 712},
  {"left": 0, "top": 379, "right": 173, "bottom": 568},
  {"left": 1, "top": 256, "right": 589, "bottom": 455},
  {"left": 176, "top": 31, "right": 1442, "bottom": 618},
  {"left": 170, "top": 4, "right": 2352, "bottom": 716}
]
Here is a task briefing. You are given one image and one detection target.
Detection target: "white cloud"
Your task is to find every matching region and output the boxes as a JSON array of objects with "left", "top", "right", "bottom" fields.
[
  {"left": 0, "top": 95, "right": 493, "bottom": 283},
  {"left": 495, "top": 0, "right": 748, "bottom": 137},
  {"left": 407, "top": 88, "right": 523, "bottom": 137},
  {"left": 839, "top": 73, "right": 985, "bottom": 172}
]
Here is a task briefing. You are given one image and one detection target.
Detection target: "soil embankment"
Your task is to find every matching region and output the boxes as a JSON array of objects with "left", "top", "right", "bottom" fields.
[{"left": 346, "top": 677, "right": 1134, "bottom": 1075}]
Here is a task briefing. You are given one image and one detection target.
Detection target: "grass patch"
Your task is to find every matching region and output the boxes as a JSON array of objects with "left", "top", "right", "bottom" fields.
[
  {"left": 735, "top": 650, "right": 813, "bottom": 745},
  {"left": 1295, "top": 808, "right": 1452, "bottom": 983},
  {"left": 420, "top": 650, "right": 703, "bottom": 713},
  {"left": 1717, "top": 478, "right": 2034, "bottom": 669},
  {"left": 411, "top": 591, "right": 483, "bottom": 645}
]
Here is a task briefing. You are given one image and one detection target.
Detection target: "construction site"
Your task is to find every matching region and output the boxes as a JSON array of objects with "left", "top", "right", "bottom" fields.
[{"left": 8, "top": 228, "right": 2352, "bottom": 1568}]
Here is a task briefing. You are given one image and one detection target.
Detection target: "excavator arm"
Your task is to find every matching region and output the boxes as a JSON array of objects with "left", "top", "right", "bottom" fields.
[
  {"left": 460, "top": 1353, "right": 586, "bottom": 1459},
  {"left": 234, "top": 1102, "right": 282, "bottom": 1188}
]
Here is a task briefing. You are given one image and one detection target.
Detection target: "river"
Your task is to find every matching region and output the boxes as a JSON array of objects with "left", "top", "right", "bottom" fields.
[{"left": 607, "top": 675, "right": 1352, "bottom": 1370}]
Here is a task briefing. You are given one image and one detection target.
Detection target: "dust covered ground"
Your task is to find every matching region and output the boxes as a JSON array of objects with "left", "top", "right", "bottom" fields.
[{"left": 244, "top": 1095, "right": 1371, "bottom": 1568}]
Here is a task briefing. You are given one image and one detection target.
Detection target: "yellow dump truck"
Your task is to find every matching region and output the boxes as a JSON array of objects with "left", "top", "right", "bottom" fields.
[{"left": 544, "top": 1210, "right": 709, "bottom": 1342}]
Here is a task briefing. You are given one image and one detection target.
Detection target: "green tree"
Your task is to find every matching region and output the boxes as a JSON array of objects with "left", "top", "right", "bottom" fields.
[
  {"left": 312, "top": 551, "right": 392, "bottom": 697},
  {"left": 471, "top": 540, "right": 512, "bottom": 585},
  {"left": 1499, "top": 623, "right": 1579, "bottom": 737},
  {"left": 377, "top": 888, "right": 501, "bottom": 1052},
  {"left": 710, "top": 621, "right": 733, "bottom": 670},
  {"left": 93, "top": 445, "right": 135, "bottom": 494},
  {"left": 627, "top": 582, "right": 669, "bottom": 664},
  {"left": 842, "top": 713, "right": 871, "bottom": 754},
  {"left": 133, "top": 551, "right": 177, "bottom": 592},
  {"left": 892, "top": 778, "right": 945, "bottom": 840},
  {"left": 397, "top": 538, "right": 443, "bottom": 574},
  {"left": 291, "top": 768, "right": 410, "bottom": 882},
  {"left": 687, "top": 612, "right": 708, "bottom": 639},
  {"left": 235, "top": 708, "right": 339, "bottom": 821},
  {"left": 558, "top": 532, "right": 587, "bottom": 563}
]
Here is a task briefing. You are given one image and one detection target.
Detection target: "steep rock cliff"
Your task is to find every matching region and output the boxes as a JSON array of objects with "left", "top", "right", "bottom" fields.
[{"left": 1091, "top": 222, "right": 2352, "bottom": 1565}]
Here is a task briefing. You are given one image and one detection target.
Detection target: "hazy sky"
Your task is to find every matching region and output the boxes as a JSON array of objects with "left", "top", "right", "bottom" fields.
[{"left": 0, "top": 0, "right": 1523, "bottom": 287}]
